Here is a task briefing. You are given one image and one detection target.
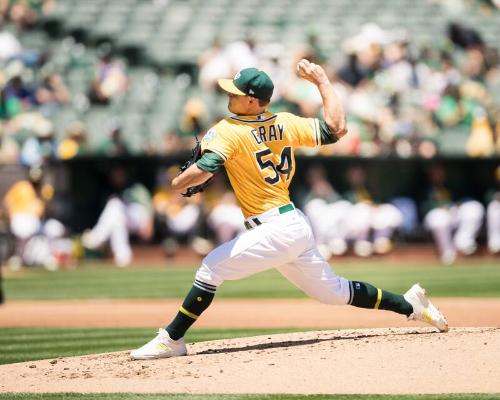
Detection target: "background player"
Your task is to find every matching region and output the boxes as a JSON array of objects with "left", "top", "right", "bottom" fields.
[
  {"left": 130, "top": 60, "right": 448, "bottom": 360},
  {"left": 82, "top": 167, "right": 153, "bottom": 267},
  {"left": 423, "top": 164, "right": 484, "bottom": 265}
]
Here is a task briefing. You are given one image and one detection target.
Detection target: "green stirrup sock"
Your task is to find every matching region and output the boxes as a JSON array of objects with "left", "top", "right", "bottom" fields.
[
  {"left": 166, "top": 281, "right": 216, "bottom": 340},
  {"left": 350, "top": 281, "right": 413, "bottom": 316}
]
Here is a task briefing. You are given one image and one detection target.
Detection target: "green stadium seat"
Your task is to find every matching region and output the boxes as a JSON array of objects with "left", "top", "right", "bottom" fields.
[
  {"left": 52, "top": 107, "right": 82, "bottom": 139},
  {"left": 436, "top": 127, "right": 470, "bottom": 156}
]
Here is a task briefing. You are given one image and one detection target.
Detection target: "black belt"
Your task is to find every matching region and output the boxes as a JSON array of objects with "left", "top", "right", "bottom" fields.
[{"left": 244, "top": 203, "right": 295, "bottom": 230}]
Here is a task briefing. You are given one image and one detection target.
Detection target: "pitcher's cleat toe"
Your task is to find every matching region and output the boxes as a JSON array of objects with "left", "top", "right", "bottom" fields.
[
  {"left": 130, "top": 329, "right": 187, "bottom": 360},
  {"left": 404, "top": 283, "right": 449, "bottom": 332}
]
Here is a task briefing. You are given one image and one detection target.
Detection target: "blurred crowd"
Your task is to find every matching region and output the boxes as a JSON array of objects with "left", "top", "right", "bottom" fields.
[
  {"left": 1, "top": 162, "right": 499, "bottom": 270},
  {"left": 0, "top": 1, "right": 499, "bottom": 269},
  {"left": 0, "top": 0, "right": 132, "bottom": 165},
  {"left": 193, "top": 20, "right": 500, "bottom": 158},
  {"left": 0, "top": 0, "right": 499, "bottom": 162}
]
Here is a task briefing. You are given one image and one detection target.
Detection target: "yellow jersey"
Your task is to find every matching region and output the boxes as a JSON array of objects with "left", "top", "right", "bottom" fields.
[
  {"left": 4, "top": 181, "right": 45, "bottom": 216},
  {"left": 201, "top": 111, "right": 321, "bottom": 218}
]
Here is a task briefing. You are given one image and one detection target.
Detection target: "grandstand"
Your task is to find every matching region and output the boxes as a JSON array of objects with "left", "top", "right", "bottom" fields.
[
  {"left": 1, "top": 0, "right": 498, "bottom": 154},
  {"left": 1, "top": 0, "right": 499, "bottom": 269}
]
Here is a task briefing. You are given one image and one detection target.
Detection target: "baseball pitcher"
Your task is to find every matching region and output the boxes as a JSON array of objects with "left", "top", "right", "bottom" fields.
[{"left": 131, "top": 60, "right": 448, "bottom": 360}]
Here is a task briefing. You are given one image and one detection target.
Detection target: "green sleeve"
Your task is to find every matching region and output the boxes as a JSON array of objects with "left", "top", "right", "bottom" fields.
[
  {"left": 319, "top": 119, "right": 339, "bottom": 145},
  {"left": 196, "top": 151, "right": 225, "bottom": 173}
]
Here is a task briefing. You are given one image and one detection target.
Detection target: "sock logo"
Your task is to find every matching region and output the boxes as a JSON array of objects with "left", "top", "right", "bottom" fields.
[{"left": 355, "top": 283, "right": 361, "bottom": 290}]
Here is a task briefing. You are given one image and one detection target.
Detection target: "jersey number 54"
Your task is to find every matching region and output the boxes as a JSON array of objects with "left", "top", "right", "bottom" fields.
[{"left": 255, "top": 146, "right": 292, "bottom": 185}]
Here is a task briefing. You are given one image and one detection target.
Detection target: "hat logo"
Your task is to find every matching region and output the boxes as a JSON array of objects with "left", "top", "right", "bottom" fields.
[
  {"left": 249, "top": 89, "right": 254, "bottom": 94},
  {"left": 234, "top": 71, "right": 241, "bottom": 80}
]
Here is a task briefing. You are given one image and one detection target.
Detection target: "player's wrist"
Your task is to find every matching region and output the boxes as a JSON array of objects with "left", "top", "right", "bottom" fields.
[{"left": 317, "top": 79, "right": 331, "bottom": 88}]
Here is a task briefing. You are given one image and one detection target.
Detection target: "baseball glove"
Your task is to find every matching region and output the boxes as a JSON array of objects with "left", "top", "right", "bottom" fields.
[{"left": 179, "top": 138, "right": 213, "bottom": 197}]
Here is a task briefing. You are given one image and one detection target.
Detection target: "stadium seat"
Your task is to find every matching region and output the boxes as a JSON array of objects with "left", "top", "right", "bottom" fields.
[{"left": 436, "top": 127, "right": 470, "bottom": 156}]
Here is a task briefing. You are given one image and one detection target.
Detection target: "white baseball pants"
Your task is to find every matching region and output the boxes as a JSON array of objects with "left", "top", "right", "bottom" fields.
[
  {"left": 424, "top": 200, "right": 485, "bottom": 255},
  {"left": 487, "top": 199, "right": 500, "bottom": 252},
  {"left": 196, "top": 205, "right": 351, "bottom": 305},
  {"left": 85, "top": 197, "right": 150, "bottom": 266}
]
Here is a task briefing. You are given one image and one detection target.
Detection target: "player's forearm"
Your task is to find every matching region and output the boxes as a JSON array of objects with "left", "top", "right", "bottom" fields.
[
  {"left": 171, "top": 164, "right": 213, "bottom": 194},
  {"left": 318, "top": 81, "right": 347, "bottom": 139}
]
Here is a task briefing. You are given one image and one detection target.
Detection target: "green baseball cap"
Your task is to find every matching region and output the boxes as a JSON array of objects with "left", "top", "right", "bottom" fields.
[{"left": 218, "top": 68, "right": 274, "bottom": 101}]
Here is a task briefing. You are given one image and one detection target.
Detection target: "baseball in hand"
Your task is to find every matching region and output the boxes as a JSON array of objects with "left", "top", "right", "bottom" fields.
[
  {"left": 296, "top": 59, "right": 311, "bottom": 78},
  {"left": 296, "top": 59, "right": 327, "bottom": 85}
]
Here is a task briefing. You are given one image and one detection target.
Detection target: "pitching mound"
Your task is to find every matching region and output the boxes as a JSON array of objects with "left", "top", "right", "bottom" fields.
[{"left": 1, "top": 327, "right": 499, "bottom": 395}]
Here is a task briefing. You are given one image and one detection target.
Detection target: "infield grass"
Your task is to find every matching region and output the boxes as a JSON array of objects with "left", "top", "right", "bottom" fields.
[
  {"left": 0, "top": 393, "right": 499, "bottom": 399},
  {"left": 3, "top": 260, "right": 500, "bottom": 300},
  {"left": 0, "top": 327, "right": 306, "bottom": 365}
]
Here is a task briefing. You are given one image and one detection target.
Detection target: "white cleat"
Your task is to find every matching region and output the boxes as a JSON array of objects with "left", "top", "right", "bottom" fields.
[
  {"left": 130, "top": 329, "right": 187, "bottom": 360},
  {"left": 404, "top": 283, "right": 449, "bottom": 332}
]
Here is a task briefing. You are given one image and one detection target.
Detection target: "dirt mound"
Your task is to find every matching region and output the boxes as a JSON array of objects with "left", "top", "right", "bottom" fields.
[{"left": 1, "top": 327, "right": 499, "bottom": 394}]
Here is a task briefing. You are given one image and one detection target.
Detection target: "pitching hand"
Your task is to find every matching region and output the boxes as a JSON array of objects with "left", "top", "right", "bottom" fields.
[{"left": 296, "top": 59, "right": 329, "bottom": 86}]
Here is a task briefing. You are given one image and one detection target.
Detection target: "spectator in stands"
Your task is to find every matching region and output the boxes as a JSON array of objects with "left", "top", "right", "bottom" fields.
[
  {"left": 57, "top": 120, "right": 88, "bottom": 160},
  {"left": 7, "top": 0, "right": 38, "bottom": 30},
  {"left": 18, "top": 119, "right": 56, "bottom": 167},
  {"left": 495, "top": 110, "right": 500, "bottom": 153},
  {"left": 0, "top": 128, "right": 19, "bottom": 163},
  {"left": 338, "top": 23, "right": 386, "bottom": 88},
  {"left": 299, "top": 164, "right": 351, "bottom": 259},
  {"left": 35, "top": 72, "right": 71, "bottom": 114},
  {"left": 198, "top": 37, "right": 231, "bottom": 91},
  {"left": 82, "top": 167, "right": 154, "bottom": 267},
  {"left": 337, "top": 53, "right": 369, "bottom": 88},
  {"left": 447, "top": 22, "right": 484, "bottom": 51},
  {"left": 2, "top": 60, "right": 35, "bottom": 108},
  {"left": 198, "top": 36, "right": 257, "bottom": 91},
  {"left": 179, "top": 97, "right": 209, "bottom": 138},
  {"left": 98, "top": 125, "right": 129, "bottom": 157},
  {"left": 0, "top": 0, "right": 55, "bottom": 38},
  {"left": 1, "top": 0, "right": 55, "bottom": 31},
  {"left": 224, "top": 36, "right": 258, "bottom": 75},
  {"left": 423, "top": 164, "right": 485, "bottom": 265},
  {"left": 0, "top": 61, "right": 58, "bottom": 167},
  {"left": 486, "top": 166, "right": 500, "bottom": 254},
  {"left": 0, "top": 22, "right": 22, "bottom": 61},
  {"left": 0, "top": 73, "right": 22, "bottom": 120},
  {"left": 0, "top": 0, "right": 8, "bottom": 22},
  {"left": 433, "top": 84, "right": 475, "bottom": 128},
  {"left": 343, "top": 165, "right": 403, "bottom": 257},
  {"left": 466, "top": 106, "right": 496, "bottom": 157},
  {"left": 89, "top": 46, "right": 128, "bottom": 105}
]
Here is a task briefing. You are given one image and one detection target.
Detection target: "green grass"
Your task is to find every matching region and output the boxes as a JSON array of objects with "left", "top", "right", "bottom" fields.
[
  {"left": 0, "top": 327, "right": 305, "bottom": 365},
  {"left": 0, "top": 394, "right": 499, "bottom": 399},
  {"left": 3, "top": 261, "right": 500, "bottom": 300}
]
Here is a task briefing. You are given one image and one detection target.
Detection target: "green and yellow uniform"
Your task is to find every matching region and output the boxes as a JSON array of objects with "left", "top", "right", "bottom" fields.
[{"left": 199, "top": 111, "right": 334, "bottom": 218}]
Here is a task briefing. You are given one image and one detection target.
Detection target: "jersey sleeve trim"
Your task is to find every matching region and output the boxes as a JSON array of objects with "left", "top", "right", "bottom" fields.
[
  {"left": 196, "top": 151, "right": 225, "bottom": 173},
  {"left": 319, "top": 119, "right": 339, "bottom": 145},
  {"left": 314, "top": 118, "right": 320, "bottom": 146},
  {"left": 204, "top": 147, "right": 228, "bottom": 161}
]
